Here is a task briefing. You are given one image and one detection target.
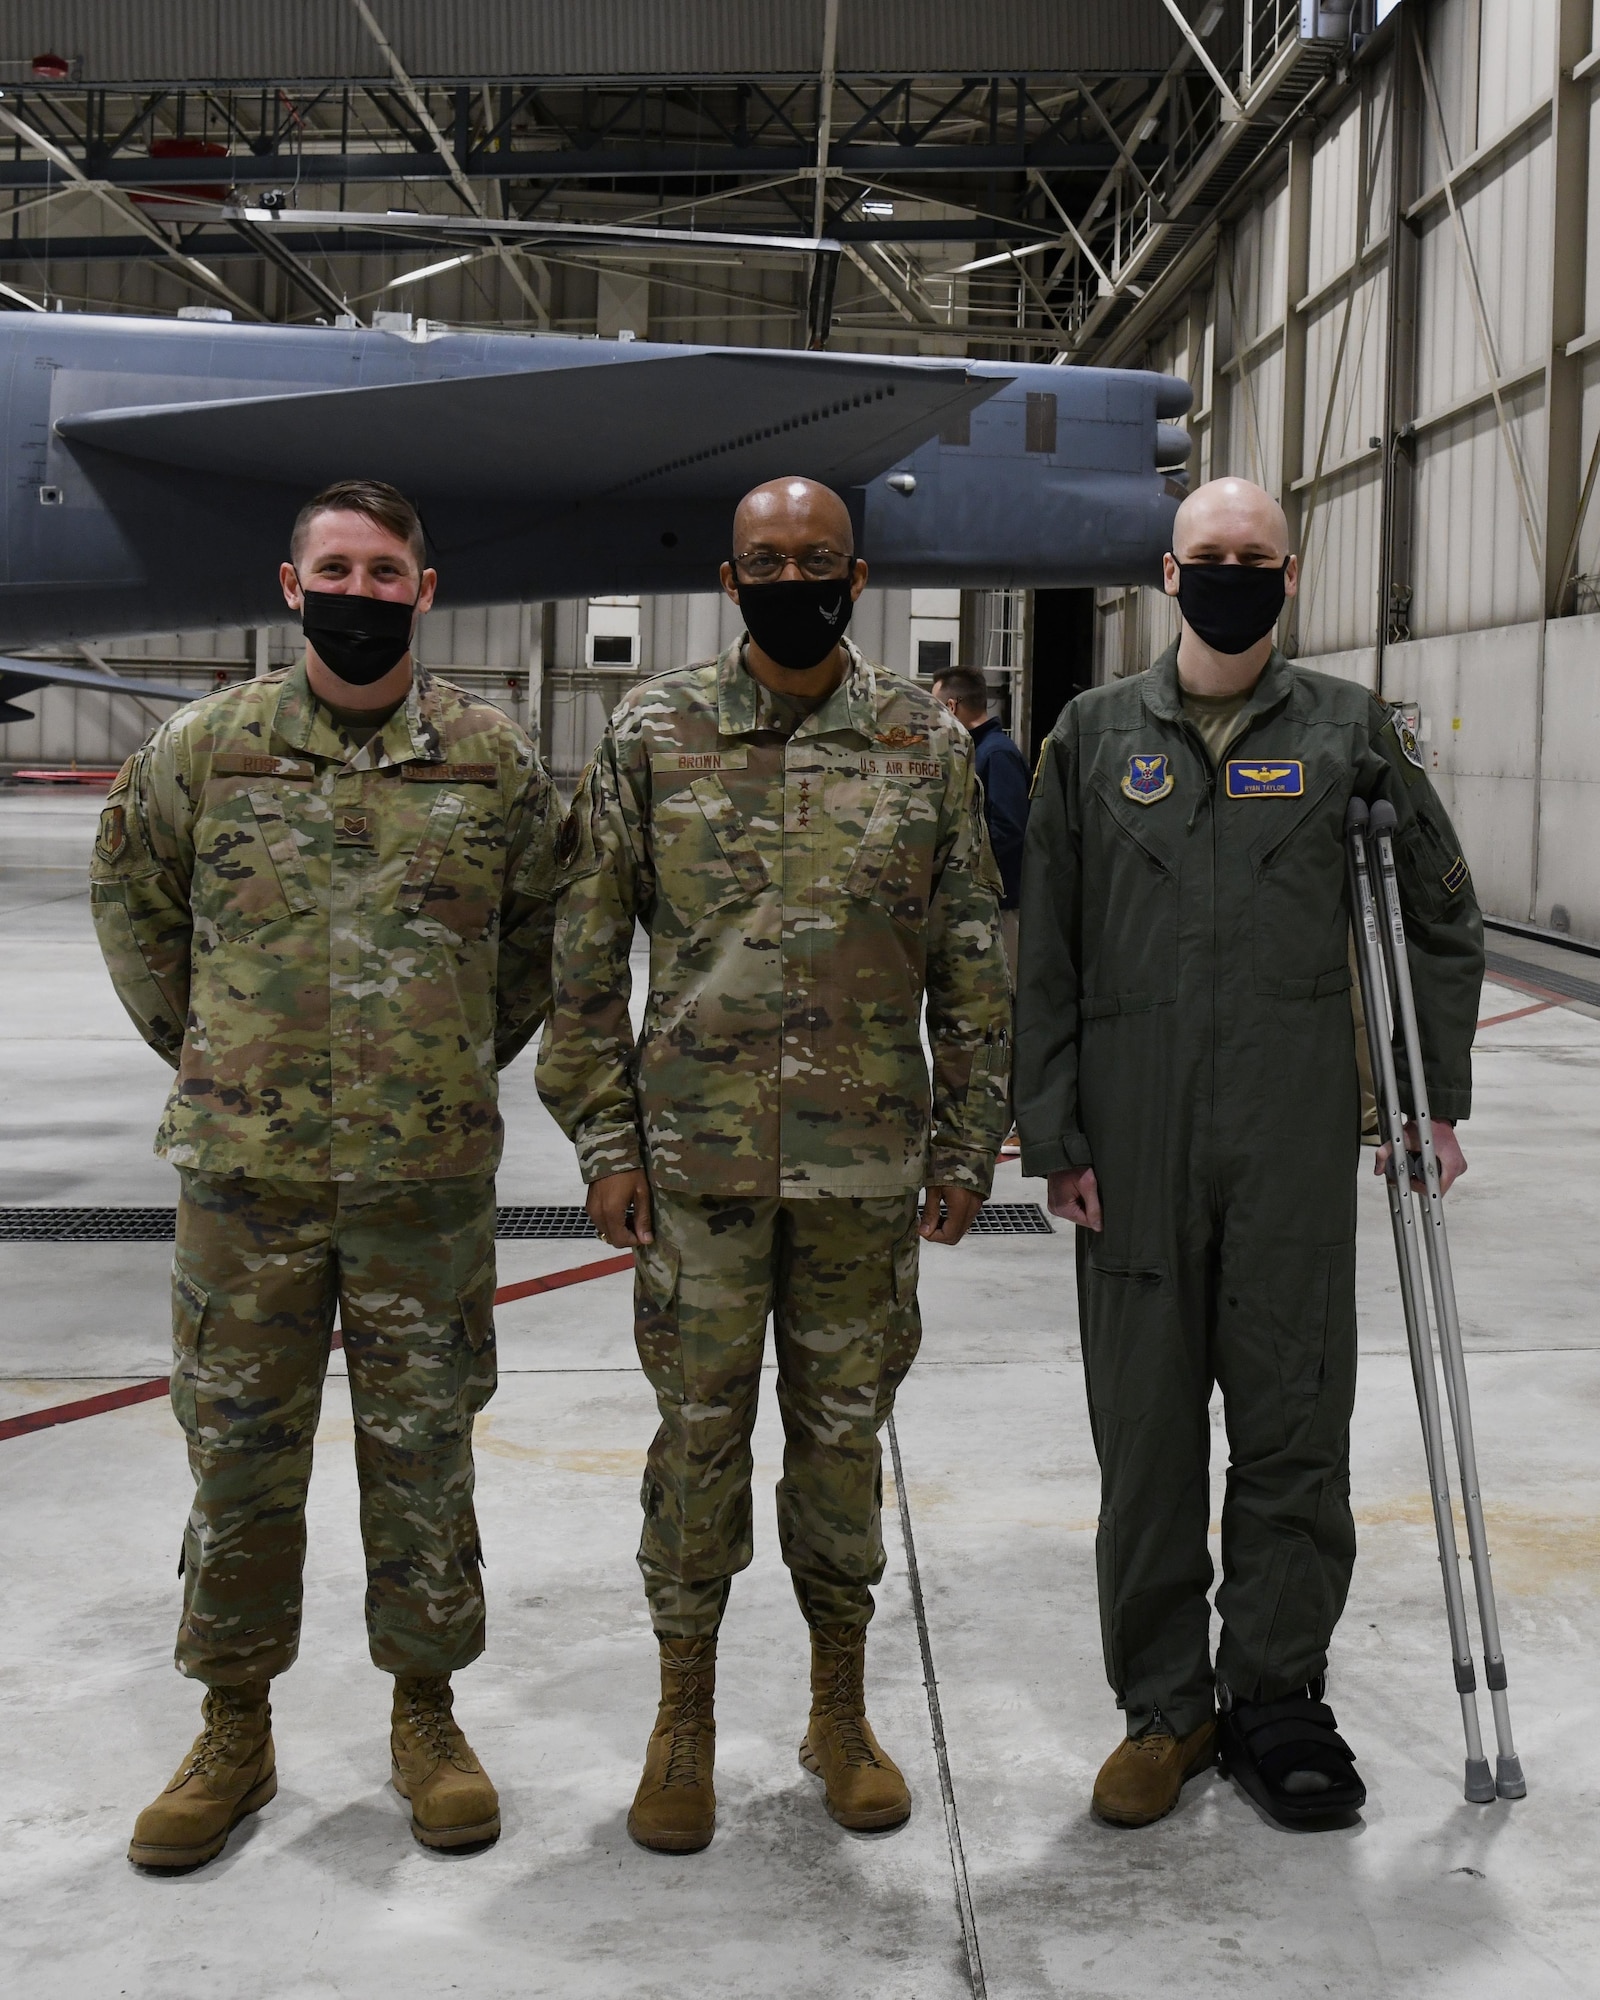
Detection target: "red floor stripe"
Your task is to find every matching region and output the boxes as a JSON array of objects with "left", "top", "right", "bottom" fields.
[
  {"left": 0, "top": 1377, "right": 170, "bottom": 1442},
  {"left": 494, "top": 1253, "right": 633, "bottom": 1304},
  {"left": 0, "top": 1252, "right": 635, "bottom": 1445},
  {"left": 1477, "top": 999, "right": 1558, "bottom": 1029}
]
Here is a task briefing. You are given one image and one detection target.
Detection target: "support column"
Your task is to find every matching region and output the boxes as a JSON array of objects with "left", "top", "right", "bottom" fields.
[
  {"left": 1532, "top": 0, "right": 1595, "bottom": 920},
  {"left": 1377, "top": 35, "right": 1422, "bottom": 695},
  {"left": 1279, "top": 130, "right": 1314, "bottom": 652}
]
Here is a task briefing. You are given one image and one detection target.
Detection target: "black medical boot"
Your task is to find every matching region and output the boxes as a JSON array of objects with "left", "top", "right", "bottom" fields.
[{"left": 1217, "top": 1676, "right": 1366, "bottom": 1829}]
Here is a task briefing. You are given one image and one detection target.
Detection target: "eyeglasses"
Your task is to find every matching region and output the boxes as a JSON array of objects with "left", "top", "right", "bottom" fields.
[{"left": 732, "top": 546, "right": 856, "bottom": 583}]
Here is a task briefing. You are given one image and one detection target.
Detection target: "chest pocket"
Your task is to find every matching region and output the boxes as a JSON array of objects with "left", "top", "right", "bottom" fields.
[
  {"left": 1081, "top": 781, "right": 1179, "bottom": 1011},
  {"left": 654, "top": 775, "right": 769, "bottom": 928},
  {"left": 1246, "top": 769, "right": 1350, "bottom": 1000},
  {"left": 844, "top": 779, "right": 939, "bottom": 930},
  {"left": 197, "top": 783, "right": 317, "bottom": 942},
  {"left": 396, "top": 789, "right": 499, "bottom": 944}
]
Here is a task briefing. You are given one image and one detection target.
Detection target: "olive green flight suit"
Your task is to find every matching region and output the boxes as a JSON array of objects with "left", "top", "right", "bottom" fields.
[{"left": 1016, "top": 646, "right": 1482, "bottom": 1738}]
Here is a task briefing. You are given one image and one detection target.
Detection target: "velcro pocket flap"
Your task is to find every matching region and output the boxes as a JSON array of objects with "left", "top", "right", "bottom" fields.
[
  {"left": 396, "top": 790, "right": 466, "bottom": 914},
  {"left": 688, "top": 776, "right": 768, "bottom": 896},
  {"left": 845, "top": 779, "right": 909, "bottom": 901},
  {"left": 245, "top": 788, "right": 317, "bottom": 914}
]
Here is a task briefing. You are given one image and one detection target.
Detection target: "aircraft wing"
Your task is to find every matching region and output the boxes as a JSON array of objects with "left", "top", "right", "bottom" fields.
[
  {"left": 0, "top": 654, "right": 197, "bottom": 724},
  {"left": 55, "top": 351, "right": 1007, "bottom": 504}
]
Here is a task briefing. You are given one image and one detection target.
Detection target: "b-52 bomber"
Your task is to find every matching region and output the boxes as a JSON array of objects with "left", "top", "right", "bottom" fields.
[{"left": 0, "top": 308, "right": 1191, "bottom": 716}]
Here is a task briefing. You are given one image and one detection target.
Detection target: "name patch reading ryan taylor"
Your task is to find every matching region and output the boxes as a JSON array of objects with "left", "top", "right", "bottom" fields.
[{"left": 1226, "top": 759, "right": 1305, "bottom": 798}]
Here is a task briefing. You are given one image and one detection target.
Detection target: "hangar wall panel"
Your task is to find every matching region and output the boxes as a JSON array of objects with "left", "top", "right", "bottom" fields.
[
  {"left": 1098, "top": 0, "right": 1600, "bottom": 939},
  {"left": 1381, "top": 623, "right": 1542, "bottom": 921}
]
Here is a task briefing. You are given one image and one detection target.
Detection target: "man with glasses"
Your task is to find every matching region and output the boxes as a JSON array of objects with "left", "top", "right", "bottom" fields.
[{"left": 537, "top": 475, "right": 1011, "bottom": 1853}]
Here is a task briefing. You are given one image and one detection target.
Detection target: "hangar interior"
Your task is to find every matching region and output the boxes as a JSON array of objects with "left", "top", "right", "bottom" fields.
[{"left": 2, "top": 5, "right": 1599, "bottom": 1998}]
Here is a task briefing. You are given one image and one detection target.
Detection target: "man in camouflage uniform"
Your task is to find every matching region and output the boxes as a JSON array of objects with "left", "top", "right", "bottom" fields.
[
  {"left": 91, "top": 479, "right": 560, "bottom": 1869},
  {"left": 537, "top": 476, "right": 1011, "bottom": 1852}
]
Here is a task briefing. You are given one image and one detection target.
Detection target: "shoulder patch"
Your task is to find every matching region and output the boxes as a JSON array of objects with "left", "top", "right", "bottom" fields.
[
  {"left": 402, "top": 762, "right": 500, "bottom": 783},
  {"left": 107, "top": 755, "right": 137, "bottom": 800},
  {"left": 94, "top": 802, "right": 127, "bottom": 863},
  {"left": 1442, "top": 854, "right": 1470, "bottom": 895},
  {"left": 1388, "top": 708, "right": 1426, "bottom": 770}
]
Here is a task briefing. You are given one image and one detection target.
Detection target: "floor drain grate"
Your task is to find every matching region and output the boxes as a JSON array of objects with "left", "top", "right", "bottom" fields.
[
  {"left": 969, "top": 1203, "right": 1055, "bottom": 1235},
  {"left": 1, "top": 1201, "right": 1056, "bottom": 1243},
  {"left": 495, "top": 1206, "right": 600, "bottom": 1239},
  {"left": 0, "top": 1208, "right": 177, "bottom": 1242}
]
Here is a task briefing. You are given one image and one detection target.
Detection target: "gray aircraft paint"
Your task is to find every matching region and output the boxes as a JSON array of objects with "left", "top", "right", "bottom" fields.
[{"left": 0, "top": 313, "right": 1191, "bottom": 654}]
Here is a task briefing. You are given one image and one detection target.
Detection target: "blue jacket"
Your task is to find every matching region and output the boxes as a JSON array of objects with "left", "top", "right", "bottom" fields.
[{"left": 971, "top": 717, "right": 1031, "bottom": 909}]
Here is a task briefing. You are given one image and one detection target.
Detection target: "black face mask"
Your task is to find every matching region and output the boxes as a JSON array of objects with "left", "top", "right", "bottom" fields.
[
  {"left": 736, "top": 576, "right": 854, "bottom": 673},
  {"left": 1175, "top": 559, "right": 1289, "bottom": 656},
  {"left": 299, "top": 586, "right": 418, "bottom": 686}
]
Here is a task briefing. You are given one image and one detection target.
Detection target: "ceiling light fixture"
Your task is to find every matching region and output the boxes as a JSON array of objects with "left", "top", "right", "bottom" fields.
[{"left": 384, "top": 251, "right": 479, "bottom": 290}]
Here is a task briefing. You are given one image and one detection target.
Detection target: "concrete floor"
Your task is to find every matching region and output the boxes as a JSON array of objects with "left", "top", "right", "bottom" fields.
[{"left": 3, "top": 789, "right": 1598, "bottom": 2000}]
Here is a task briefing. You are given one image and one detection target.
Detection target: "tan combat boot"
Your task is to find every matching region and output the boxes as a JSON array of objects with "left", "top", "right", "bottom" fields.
[
  {"left": 1092, "top": 1717, "right": 1217, "bottom": 1827},
  {"left": 390, "top": 1674, "right": 501, "bottom": 1850},
  {"left": 128, "top": 1679, "right": 276, "bottom": 1871},
  {"left": 799, "top": 1624, "right": 911, "bottom": 1831},
  {"left": 627, "top": 1637, "right": 717, "bottom": 1853}
]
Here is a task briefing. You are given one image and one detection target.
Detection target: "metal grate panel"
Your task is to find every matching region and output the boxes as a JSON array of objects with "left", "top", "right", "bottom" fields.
[
  {"left": 494, "top": 1206, "right": 601, "bottom": 1239},
  {"left": 969, "top": 1203, "right": 1054, "bottom": 1234},
  {"left": 0, "top": 1201, "right": 1056, "bottom": 1242}
]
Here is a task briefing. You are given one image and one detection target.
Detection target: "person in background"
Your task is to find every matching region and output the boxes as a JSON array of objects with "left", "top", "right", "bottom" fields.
[{"left": 933, "top": 665, "right": 1031, "bottom": 978}]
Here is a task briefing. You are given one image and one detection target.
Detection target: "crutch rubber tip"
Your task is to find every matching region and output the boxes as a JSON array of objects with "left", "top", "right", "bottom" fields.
[
  {"left": 1495, "top": 1755, "right": 1527, "bottom": 1800},
  {"left": 1465, "top": 1759, "right": 1495, "bottom": 1804}
]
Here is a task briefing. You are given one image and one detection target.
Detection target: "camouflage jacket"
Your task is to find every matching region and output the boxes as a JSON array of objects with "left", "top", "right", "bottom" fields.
[
  {"left": 535, "top": 638, "right": 1012, "bottom": 1199},
  {"left": 90, "top": 661, "right": 560, "bottom": 1181}
]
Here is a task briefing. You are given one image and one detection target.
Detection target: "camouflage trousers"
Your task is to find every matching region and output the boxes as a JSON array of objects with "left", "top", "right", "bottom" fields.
[
  {"left": 633, "top": 1188, "right": 922, "bottom": 1639},
  {"left": 169, "top": 1171, "right": 497, "bottom": 1685}
]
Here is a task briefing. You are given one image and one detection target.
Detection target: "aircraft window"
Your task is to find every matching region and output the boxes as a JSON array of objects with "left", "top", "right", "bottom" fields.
[
  {"left": 1026, "top": 392, "right": 1058, "bottom": 455},
  {"left": 940, "top": 409, "right": 971, "bottom": 448}
]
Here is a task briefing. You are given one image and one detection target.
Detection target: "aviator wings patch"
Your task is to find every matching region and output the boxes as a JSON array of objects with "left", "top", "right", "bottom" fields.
[{"left": 1225, "top": 759, "right": 1304, "bottom": 798}]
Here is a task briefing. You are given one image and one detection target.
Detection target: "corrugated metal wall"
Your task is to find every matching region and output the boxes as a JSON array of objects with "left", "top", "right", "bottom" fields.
[
  {"left": 1098, "top": 0, "right": 1600, "bottom": 942},
  {"left": 0, "top": 1, "right": 1180, "bottom": 84}
]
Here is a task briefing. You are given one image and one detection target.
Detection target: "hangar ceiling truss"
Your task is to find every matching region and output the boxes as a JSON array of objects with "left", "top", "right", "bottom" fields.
[{"left": 0, "top": 2, "right": 1354, "bottom": 359}]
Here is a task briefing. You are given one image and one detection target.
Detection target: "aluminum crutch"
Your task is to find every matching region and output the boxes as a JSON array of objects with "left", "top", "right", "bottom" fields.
[
  {"left": 1367, "top": 798, "right": 1525, "bottom": 1799},
  {"left": 1345, "top": 798, "right": 1495, "bottom": 1804}
]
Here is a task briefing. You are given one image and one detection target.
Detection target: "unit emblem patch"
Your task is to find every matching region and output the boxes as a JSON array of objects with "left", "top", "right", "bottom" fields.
[
  {"left": 1226, "top": 759, "right": 1305, "bottom": 798},
  {"left": 1394, "top": 716, "right": 1425, "bottom": 769},
  {"left": 95, "top": 803, "right": 126, "bottom": 862},
  {"left": 1121, "top": 753, "right": 1174, "bottom": 805}
]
